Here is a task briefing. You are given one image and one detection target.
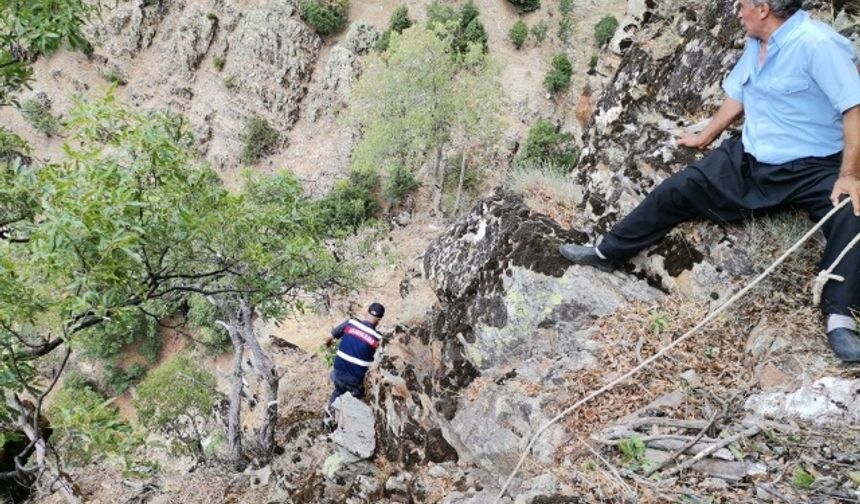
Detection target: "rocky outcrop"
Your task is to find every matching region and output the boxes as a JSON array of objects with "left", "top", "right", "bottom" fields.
[{"left": 367, "top": 190, "right": 662, "bottom": 495}]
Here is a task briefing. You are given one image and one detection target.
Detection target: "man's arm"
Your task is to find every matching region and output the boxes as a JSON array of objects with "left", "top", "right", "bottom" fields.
[
  {"left": 831, "top": 105, "right": 860, "bottom": 216},
  {"left": 325, "top": 321, "right": 348, "bottom": 347},
  {"left": 677, "top": 98, "right": 744, "bottom": 149}
]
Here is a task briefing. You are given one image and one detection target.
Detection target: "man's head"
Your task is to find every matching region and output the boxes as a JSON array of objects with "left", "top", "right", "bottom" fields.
[
  {"left": 738, "top": 0, "right": 802, "bottom": 39},
  {"left": 368, "top": 302, "right": 385, "bottom": 324}
]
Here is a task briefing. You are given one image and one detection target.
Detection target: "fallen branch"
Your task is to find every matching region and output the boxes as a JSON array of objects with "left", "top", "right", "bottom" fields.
[
  {"left": 659, "top": 425, "right": 760, "bottom": 479},
  {"left": 575, "top": 436, "right": 635, "bottom": 500},
  {"left": 645, "top": 412, "right": 720, "bottom": 478}
]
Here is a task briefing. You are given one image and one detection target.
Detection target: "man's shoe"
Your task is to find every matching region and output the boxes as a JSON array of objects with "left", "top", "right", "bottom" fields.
[
  {"left": 827, "top": 327, "right": 860, "bottom": 363},
  {"left": 559, "top": 243, "right": 615, "bottom": 272}
]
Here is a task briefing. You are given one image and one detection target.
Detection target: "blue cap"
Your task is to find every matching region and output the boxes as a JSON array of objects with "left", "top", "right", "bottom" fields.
[{"left": 368, "top": 302, "right": 385, "bottom": 318}]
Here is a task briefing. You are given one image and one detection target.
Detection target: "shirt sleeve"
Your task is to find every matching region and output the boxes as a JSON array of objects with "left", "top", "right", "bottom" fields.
[
  {"left": 331, "top": 321, "right": 347, "bottom": 339},
  {"left": 808, "top": 35, "right": 860, "bottom": 113},
  {"left": 723, "top": 43, "right": 753, "bottom": 103}
]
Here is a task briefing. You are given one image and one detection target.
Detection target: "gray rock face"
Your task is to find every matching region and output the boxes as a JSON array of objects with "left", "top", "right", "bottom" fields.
[
  {"left": 229, "top": 6, "right": 321, "bottom": 129},
  {"left": 331, "top": 393, "right": 376, "bottom": 460},
  {"left": 369, "top": 190, "right": 662, "bottom": 489}
]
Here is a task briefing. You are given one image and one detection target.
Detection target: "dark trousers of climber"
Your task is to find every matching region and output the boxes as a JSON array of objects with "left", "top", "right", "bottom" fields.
[{"left": 598, "top": 137, "right": 860, "bottom": 316}]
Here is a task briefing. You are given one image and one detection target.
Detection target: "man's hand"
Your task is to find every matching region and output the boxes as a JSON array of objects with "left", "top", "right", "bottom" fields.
[
  {"left": 324, "top": 336, "right": 335, "bottom": 348},
  {"left": 676, "top": 133, "right": 713, "bottom": 150},
  {"left": 831, "top": 175, "right": 860, "bottom": 216}
]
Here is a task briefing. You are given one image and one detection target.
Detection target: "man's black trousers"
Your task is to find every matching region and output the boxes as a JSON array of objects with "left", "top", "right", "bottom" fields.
[{"left": 599, "top": 137, "right": 860, "bottom": 316}]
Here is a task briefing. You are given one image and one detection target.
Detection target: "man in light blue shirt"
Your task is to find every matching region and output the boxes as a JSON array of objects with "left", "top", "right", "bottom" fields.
[{"left": 560, "top": 0, "right": 860, "bottom": 362}]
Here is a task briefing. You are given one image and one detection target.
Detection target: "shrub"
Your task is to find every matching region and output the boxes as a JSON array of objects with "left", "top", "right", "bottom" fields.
[
  {"left": 48, "top": 380, "right": 134, "bottom": 466},
  {"left": 558, "top": 17, "right": 573, "bottom": 43},
  {"left": 103, "top": 361, "right": 147, "bottom": 395},
  {"left": 20, "top": 98, "right": 60, "bottom": 137},
  {"left": 213, "top": 55, "right": 226, "bottom": 71},
  {"left": 102, "top": 68, "right": 126, "bottom": 85},
  {"left": 518, "top": 119, "right": 579, "bottom": 169},
  {"left": 134, "top": 355, "right": 218, "bottom": 455},
  {"left": 595, "top": 15, "right": 619, "bottom": 46},
  {"left": 223, "top": 74, "right": 236, "bottom": 89},
  {"left": 376, "top": 5, "right": 412, "bottom": 52},
  {"left": 588, "top": 54, "right": 599, "bottom": 73},
  {"left": 508, "top": 20, "right": 528, "bottom": 49},
  {"left": 530, "top": 20, "right": 549, "bottom": 44},
  {"left": 0, "top": 128, "right": 29, "bottom": 162},
  {"left": 384, "top": 163, "right": 419, "bottom": 205},
  {"left": 559, "top": 0, "right": 573, "bottom": 17},
  {"left": 240, "top": 115, "right": 279, "bottom": 164},
  {"left": 507, "top": 0, "right": 540, "bottom": 14},
  {"left": 427, "top": 1, "right": 488, "bottom": 55},
  {"left": 139, "top": 330, "right": 162, "bottom": 363},
  {"left": 299, "top": 0, "right": 349, "bottom": 36},
  {"left": 316, "top": 176, "right": 379, "bottom": 234},
  {"left": 544, "top": 53, "right": 573, "bottom": 94},
  {"left": 389, "top": 5, "right": 412, "bottom": 33}
]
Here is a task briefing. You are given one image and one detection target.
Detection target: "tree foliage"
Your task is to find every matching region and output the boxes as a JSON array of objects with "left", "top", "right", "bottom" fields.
[
  {"left": 506, "top": 0, "right": 541, "bottom": 15},
  {"left": 376, "top": 5, "right": 413, "bottom": 52},
  {"left": 544, "top": 53, "right": 573, "bottom": 94},
  {"left": 518, "top": 119, "right": 579, "bottom": 169},
  {"left": 299, "top": 0, "right": 349, "bottom": 36},
  {"left": 0, "top": 0, "right": 95, "bottom": 106},
  {"left": 1, "top": 91, "right": 344, "bottom": 478},
  {"left": 350, "top": 25, "right": 502, "bottom": 211}
]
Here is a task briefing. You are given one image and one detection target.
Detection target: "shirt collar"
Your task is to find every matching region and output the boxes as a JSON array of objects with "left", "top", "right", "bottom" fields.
[{"left": 768, "top": 10, "right": 808, "bottom": 49}]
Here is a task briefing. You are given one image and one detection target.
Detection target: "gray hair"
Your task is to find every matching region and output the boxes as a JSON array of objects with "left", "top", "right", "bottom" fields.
[{"left": 750, "top": 0, "right": 803, "bottom": 18}]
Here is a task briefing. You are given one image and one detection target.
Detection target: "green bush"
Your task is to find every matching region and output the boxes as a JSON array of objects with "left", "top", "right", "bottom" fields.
[
  {"left": 48, "top": 380, "right": 134, "bottom": 466},
  {"left": 588, "top": 54, "right": 599, "bottom": 73},
  {"left": 20, "top": 99, "right": 60, "bottom": 137},
  {"left": 139, "top": 329, "right": 162, "bottom": 363},
  {"left": 103, "top": 362, "right": 147, "bottom": 395},
  {"left": 316, "top": 176, "right": 379, "bottom": 234},
  {"left": 558, "top": 17, "right": 573, "bottom": 42},
  {"left": 559, "top": 0, "right": 573, "bottom": 17},
  {"left": 135, "top": 355, "right": 218, "bottom": 455},
  {"left": 240, "top": 115, "right": 279, "bottom": 164},
  {"left": 507, "top": 0, "right": 540, "bottom": 14},
  {"left": 389, "top": 5, "right": 412, "bottom": 32},
  {"left": 508, "top": 20, "right": 528, "bottom": 49},
  {"left": 530, "top": 20, "right": 548, "bottom": 44},
  {"left": 595, "top": 15, "right": 619, "bottom": 46},
  {"left": 518, "top": 119, "right": 579, "bottom": 169},
  {"left": 544, "top": 53, "right": 573, "bottom": 94},
  {"left": 213, "top": 56, "right": 226, "bottom": 71},
  {"left": 376, "top": 5, "right": 412, "bottom": 52},
  {"left": 384, "top": 163, "right": 419, "bottom": 205},
  {"left": 0, "top": 128, "right": 30, "bottom": 162},
  {"left": 299, "top": 0, "right": 349, "bottom": 36}
]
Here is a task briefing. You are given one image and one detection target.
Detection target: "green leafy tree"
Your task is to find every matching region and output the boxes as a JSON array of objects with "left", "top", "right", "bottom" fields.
[
  {"left": 508, "top": 20, "right": 528, "bottom": 49},
  {"left": 135, "top": 354, "right": 219, "bottom": 456},
  {"left": 595, "top": 15, "right": 619, "bottom": 46},
  {"left": 384, "top": 163, "right": 420, "bottom": 205},
  {"left": 518, "top": 119, "right": 579, "bottom": 169},
  {"left": 0, "top": 0, "right": 96, "bottom": 106},
  {"left": 351, "top": 26, "right": 502, "bottom": 213},
  {"left": 0, "top": 91, "right": 343, "bottom": 480},
  {"left": 427, "top": 1, "right": 488, "bottom": 55},
  {"left": 299, "top": 0, "right": 349, "bottom": 35},
  {"left": 507, "top": 0, "right": 541, "bottom": 14},
  {"left": 544, "top": 53, "right": 573, "bottom": 94}
]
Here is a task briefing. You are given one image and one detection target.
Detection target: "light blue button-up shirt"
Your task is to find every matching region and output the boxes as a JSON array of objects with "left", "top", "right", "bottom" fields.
[{"left": 722, "top": 10, "right": 860, "bottom": 164}]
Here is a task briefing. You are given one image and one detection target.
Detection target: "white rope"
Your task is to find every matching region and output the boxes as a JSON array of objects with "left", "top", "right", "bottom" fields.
[
  {"left": 493, "top": 198, "right": 853, "bottom": 503},
  {"left": 813, "top": 231, "right": 860, "bottom": 305}
]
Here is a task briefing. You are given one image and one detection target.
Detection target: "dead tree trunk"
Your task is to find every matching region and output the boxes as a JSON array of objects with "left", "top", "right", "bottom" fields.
[
  {"left": 239, "top": 298, "right": 279, "bottom": 456},
  {"left": 218, "top": 318, "right": 245, "bottom": 470},
  {"left": 453, "top": 151, "right": 467, "bottom": 214}
]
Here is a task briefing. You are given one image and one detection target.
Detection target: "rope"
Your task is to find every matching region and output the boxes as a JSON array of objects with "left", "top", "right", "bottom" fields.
[
  {"left": 493, "top": 198, "right": 853, "bottom": 503},
  {"left": 813, "top": 231, "right": 860, "bottom": 305}
]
